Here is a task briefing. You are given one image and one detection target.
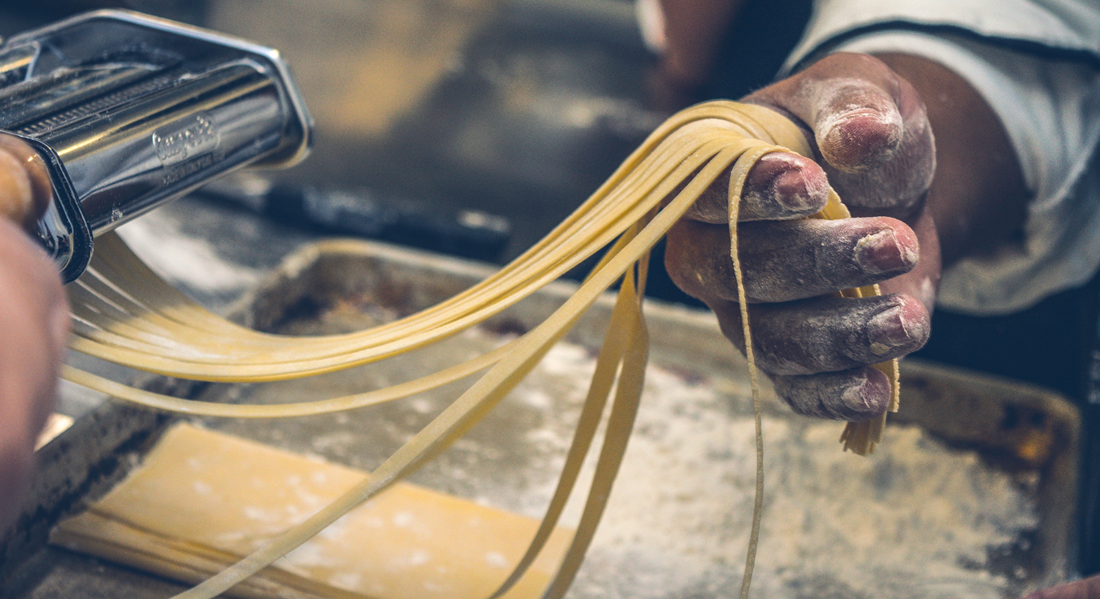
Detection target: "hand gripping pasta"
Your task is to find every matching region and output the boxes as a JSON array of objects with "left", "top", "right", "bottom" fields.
[{"left": 60, "top": 101, "right": 900, "bottom": 599}]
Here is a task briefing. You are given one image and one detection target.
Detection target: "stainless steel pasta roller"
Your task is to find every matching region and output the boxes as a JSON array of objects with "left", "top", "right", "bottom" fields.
[{"left": 0, "top": 9, "right": 313, "bottom": 282}]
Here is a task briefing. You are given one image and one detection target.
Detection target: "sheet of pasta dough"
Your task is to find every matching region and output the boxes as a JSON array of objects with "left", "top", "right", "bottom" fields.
[{"left": 50, "top": 423, "right": 574, "bottom": 599}]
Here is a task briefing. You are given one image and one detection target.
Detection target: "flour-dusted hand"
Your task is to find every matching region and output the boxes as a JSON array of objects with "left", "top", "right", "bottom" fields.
[
  {"left": 666, "top": 53, "right": 943, "bottom": 421},
  {"left": 0, "top": 139, "right": 69, "bottom": 533},
  {"left": 668, "top": 45, "right": 1029, "bottom": 421}
]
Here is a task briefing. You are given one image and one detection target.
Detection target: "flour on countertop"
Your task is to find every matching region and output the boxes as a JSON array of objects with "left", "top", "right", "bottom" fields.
[
  {"left": 203, "top": 315, "right": 1042, "bottom": 599},
  {"left": 474, "top": 336, "right": 1039, "bottom": 599}
]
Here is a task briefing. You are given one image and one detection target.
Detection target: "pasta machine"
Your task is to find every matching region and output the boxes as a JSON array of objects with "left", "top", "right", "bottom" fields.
[{"left": 0, "top": 9, "right": 313, "bottom": 282}]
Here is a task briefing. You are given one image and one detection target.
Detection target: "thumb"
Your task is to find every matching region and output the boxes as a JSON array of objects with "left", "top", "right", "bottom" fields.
[
  {"left": 808, "top": 74, "right": 906, "bottom": 174},
  {"left": 746, "top": 53, "right": 935, "bottom": 218}
]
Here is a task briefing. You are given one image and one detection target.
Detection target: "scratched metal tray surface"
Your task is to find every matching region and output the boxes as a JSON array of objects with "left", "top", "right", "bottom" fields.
[{"left": 6, "top": 239, "right": 1081, "bottom": 599}]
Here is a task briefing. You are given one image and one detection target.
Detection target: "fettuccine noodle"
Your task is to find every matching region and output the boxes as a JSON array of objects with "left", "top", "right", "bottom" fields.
[{"left": 62, "top": 101, "right": 899, "bottom": 599}]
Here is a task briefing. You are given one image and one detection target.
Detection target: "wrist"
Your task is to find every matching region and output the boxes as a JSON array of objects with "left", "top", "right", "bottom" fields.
[{"left": 872, "top": 52, "right": 1027, "bottom": 268}]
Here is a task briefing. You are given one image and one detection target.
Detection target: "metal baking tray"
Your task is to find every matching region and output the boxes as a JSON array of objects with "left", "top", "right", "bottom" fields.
[{"left": 3, "top": 239, "right": 1080, "bottom": 598}]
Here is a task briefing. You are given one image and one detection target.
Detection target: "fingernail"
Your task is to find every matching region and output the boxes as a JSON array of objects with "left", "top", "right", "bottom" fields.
[
  {"left": 745, "top": 154, "right": 828, "bottom": 216},
  {"left": 867, "top": 306, "right": 913, "bottom": 355},
  {"left": 817, "top": 108, "right": 902, "bottom": 172},
  {"left": 772, "top": 166, "right": 829, "bottom": 213},
  {"left": 839, "top": 371, "right": 890, "bottom": 420},
  {"left": 854, "top": 229, "right": 916, "bottom": 274}
]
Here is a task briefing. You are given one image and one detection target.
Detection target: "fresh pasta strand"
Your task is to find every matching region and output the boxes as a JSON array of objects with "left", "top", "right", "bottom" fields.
[{"left": 61, "top": 100, "right": 900, "bottom": 599}]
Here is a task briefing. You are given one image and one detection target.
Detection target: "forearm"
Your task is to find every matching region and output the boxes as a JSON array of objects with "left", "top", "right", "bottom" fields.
[
  {"left": 873, "top": 53, "right": 1028, "bottom": 269},
  {"left": 652, "top": 0, "right": 747, "bottom": 87}
]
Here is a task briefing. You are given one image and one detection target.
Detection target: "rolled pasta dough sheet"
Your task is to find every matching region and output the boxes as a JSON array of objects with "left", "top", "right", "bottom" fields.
[{"left": 50, "top": 424, "right": 575, "bottom": 599}]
